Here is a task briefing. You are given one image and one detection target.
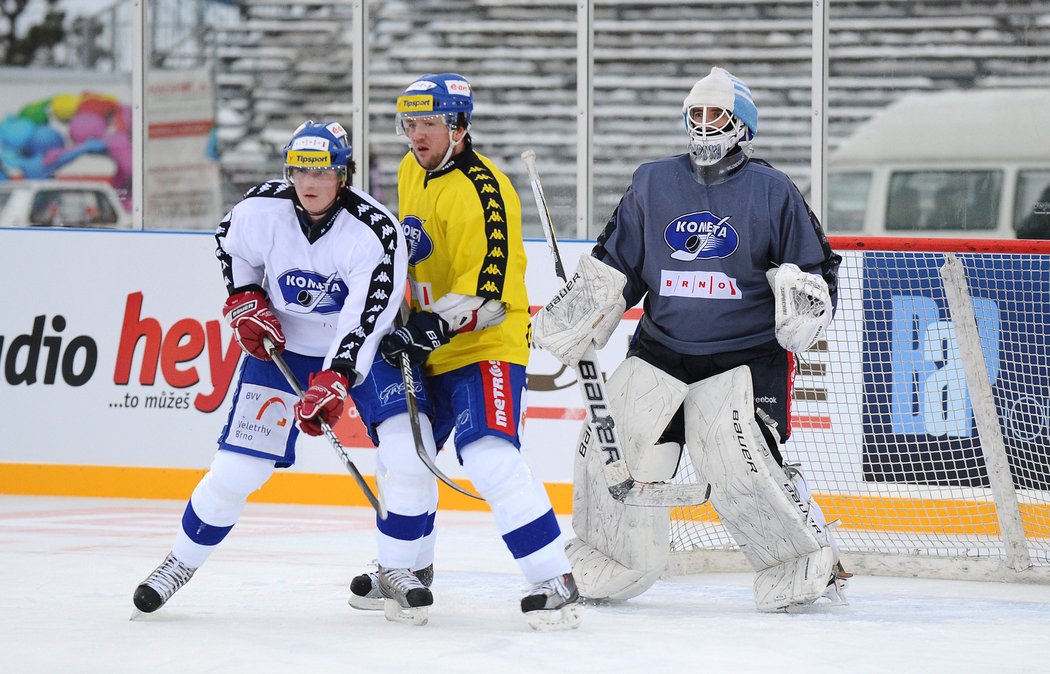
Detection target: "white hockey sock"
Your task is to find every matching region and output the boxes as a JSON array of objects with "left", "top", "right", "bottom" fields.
[
  {"left": 462, "top": 436, "right": 570, "bottom": 584},
  {"left": 172, "top": 451, "right": 275, "bottom": 568},
  {"left": 374, "top": 414, "right": 439, "bottom": 569}
]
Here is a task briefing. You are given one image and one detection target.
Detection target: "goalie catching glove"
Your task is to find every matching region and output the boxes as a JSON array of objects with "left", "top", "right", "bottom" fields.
[
  {"left": 379, "top": 293, "right": 507, "bottom": 367},
  {"left": 533, "top": 255, "right": 627, "bottom": 366},
  {"left": 295, "top": 369, "right": 349, "bottom": 436},
  {"left": 223, "top": 290, "right": 285, "bottom": 361},
  {"left": 766, "top": 263, "right": 832, "bottom": 353}
]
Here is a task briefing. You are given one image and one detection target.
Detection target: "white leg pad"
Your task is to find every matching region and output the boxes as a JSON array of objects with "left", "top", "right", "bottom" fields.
[
  {"left": 683, "top": 366, "right": 838, "bottom": 607},
  {"left": 607, "top": 357, "right": 690, "bottom": 482},
  {"left": 569, "top": 422, "right": 669, "bottom": 601},
  {"left": 753, "top": 546, "right": 836, "bottom": 610}
]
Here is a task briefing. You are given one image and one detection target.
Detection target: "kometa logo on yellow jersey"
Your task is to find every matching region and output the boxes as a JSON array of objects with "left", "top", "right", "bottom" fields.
[{"left": 401, "top": 215, "right": 433, "bottom": 264}]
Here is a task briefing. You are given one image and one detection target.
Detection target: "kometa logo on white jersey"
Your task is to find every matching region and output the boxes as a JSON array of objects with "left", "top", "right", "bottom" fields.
[
  {"left": 659, "top": 270, "right": 740, "bottom": 299},
  {"left": 278, "top": 269, "right": 347, "bottom": 314}
]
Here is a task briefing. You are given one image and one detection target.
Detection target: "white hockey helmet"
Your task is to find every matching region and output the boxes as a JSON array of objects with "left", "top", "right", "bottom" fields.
[{"left": 682, "top": 67, "right": 758, "bottom": 166}]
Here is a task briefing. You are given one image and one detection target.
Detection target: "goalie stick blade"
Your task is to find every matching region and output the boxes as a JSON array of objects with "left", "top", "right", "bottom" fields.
[{"left": 604, "top": 460, "right": 712, "bottom": 507}]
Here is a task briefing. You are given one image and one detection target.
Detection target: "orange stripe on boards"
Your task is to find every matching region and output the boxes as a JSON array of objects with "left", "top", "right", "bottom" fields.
[
  {"left": 0, "top": 463, "right": 573, "bottom": 514},
  {"left": 0, "top": 463, "right": 206, "bottom": 500},
  {"left": 529, "top": 407, "right": 830, "bottom": 430},
  {"left": 673, "top": 494, "right": 1050, "bottom": 538},
  {"left": 4, "top": 463, "right": 1046, "bottom": 538},
  {"left": 526, "top": 407, "right": 586, "bottom": 420}
]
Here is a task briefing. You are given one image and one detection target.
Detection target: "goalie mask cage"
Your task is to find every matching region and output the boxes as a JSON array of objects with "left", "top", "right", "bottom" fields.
[{"left": 667, "top": 236, "right": 1050, "bottom": 583}]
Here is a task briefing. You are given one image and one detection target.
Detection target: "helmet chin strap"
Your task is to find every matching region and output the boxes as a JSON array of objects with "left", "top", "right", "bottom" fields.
[
  {"left": 435, "top": 125, "right": 469, "bottom": 169},
  {"left": 690, "top": 144, "right": 751, "bottom": 185}
]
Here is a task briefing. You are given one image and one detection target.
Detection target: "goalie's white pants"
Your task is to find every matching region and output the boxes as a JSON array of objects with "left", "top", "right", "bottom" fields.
[
  {"left": 685, "top": 365, "right": 839, "bottom": 609},
  {"left": 173, "top": 450, "right": 276, "bottom": 568}
]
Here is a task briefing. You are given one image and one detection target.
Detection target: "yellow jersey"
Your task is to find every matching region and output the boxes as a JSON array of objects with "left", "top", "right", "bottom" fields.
[{"left": 398, "top": 144, "right": 531, "bottom": 376}]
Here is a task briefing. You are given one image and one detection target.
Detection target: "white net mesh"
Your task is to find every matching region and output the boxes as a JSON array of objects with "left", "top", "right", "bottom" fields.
[{"left": 669, "top": 240, "right": 1050, "bottom": 577}]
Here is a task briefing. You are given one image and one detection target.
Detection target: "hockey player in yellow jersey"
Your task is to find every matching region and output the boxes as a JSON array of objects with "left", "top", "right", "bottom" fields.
[
  {"left": 346, "top": 73, "right": 579, "bottom": 631},
  {"left": 394, "top": 118, "right": 530, "bottom": 376}
]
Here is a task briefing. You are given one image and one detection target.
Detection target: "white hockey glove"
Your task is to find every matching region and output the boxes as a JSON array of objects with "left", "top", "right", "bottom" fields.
[
  {"left": 533, "top": 255, "right": 628, "bottom": 366},
  {"left": 766, "top": 263, "right": 832, "bottom": 353},
  {"left": 430, "top": 293, "right": 507, "bottom": 333}
]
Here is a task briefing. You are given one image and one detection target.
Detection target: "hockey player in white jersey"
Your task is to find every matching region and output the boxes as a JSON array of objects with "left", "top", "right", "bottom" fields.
[
  {"left": 132, "top": 120, "right": 407, "bottom": 615},
  {"left": 533, "top": 67, "right": 849, "bottom": 610}
]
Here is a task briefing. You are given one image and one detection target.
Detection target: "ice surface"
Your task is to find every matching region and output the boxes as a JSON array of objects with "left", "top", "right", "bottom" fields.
[{"left": 3, "top": 495, "right": 1049, "bottom": 673}]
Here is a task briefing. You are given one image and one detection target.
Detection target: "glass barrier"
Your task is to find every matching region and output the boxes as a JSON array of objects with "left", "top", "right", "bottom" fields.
[{"left": 2, "top": 0, "right": 1048, "bottom": 240}]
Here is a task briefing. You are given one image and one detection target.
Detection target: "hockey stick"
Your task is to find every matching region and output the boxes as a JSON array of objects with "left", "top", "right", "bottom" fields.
[
  {"left": 396, "top": 346, "right": 484, "bottom": 501},
  {"left": 263, "top": 338, "right": 388, "bottom": 519},
  {"left": 521, "top": 150, "right": 710, "bottom": 507}
]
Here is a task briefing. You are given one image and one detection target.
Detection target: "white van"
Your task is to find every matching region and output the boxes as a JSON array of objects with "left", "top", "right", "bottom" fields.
[
  {"left": 825, "top": 89, "right": 1050, "bottom": 239},
  {"left": 0, "top": 180, "right": 132, "bottom": 230}
]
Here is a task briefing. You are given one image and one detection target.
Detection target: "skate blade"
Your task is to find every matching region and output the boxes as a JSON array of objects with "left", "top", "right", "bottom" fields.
[
  {"left": 383, "top": 598, "right": 429, "bottom": 626},
  {"left": 347, "top": 595, "right": 384, "bottom": 611},
  {"left": 524, "top": 604, "right": 582, "bottom": 632}
]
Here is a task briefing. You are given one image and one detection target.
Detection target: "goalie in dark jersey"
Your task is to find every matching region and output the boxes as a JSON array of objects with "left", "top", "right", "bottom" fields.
[{"left": 534, "top": 67, "right": 848, "bottom": 610}]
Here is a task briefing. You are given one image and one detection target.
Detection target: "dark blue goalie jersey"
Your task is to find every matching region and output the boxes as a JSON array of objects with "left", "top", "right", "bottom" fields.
[{"left": 594, "top": 153, "right": 840, "bottom": 356}]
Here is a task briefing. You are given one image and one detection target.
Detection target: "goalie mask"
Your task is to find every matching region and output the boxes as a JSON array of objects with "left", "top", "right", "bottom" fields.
[
  {"left": 282, "top": 120, "right": 353, "bottom": 185},
  {"left": 682, "top": 67, "right": 758, "bottom": 172}
]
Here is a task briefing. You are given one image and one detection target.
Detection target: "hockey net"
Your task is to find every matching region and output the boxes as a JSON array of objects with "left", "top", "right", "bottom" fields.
[{"left": 668, "top": 237, "right": 1050, "bottom": 582}]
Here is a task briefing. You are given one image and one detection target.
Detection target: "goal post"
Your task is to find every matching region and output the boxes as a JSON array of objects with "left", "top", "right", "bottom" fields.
[{"left": 667, "top": 236, "right": 1050, "bottom": 583}]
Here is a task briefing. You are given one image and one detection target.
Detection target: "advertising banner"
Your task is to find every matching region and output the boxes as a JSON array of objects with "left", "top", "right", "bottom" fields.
[{"left": 0, "top": 230, "right": 617, "bottom": 490}]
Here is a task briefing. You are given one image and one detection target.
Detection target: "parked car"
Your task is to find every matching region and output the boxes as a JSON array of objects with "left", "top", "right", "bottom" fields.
[
  {"left": 0, "top": 180, "right": 132, "bottom": 229},
  {"left": 824, "top": 89, "right": 1050, "bottom": 238}
]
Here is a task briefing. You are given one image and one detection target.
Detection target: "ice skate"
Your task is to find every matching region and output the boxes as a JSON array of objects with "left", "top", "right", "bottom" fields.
[
  {"left": 377, "top": 566, "right": 433, "bottom": 626},
  {"left": 131, "top": 552, "right": 196, "bottom": 618},
  {"left": 349, "top": 564, "right": 433, "bottom": 611},
  {"left": 521, "top": 572, "right": 581, "bottom": 631}
]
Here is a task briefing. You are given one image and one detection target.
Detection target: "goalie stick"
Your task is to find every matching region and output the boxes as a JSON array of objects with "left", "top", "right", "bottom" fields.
[
  {"left": 520, "top": 150, "right": 709, "bottom": 507},
  {"left": 263, "top": 337, "right": 388, "bottom": 519}
]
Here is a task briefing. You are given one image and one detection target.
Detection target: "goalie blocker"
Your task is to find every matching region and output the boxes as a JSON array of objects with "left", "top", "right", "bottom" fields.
[{"left": 569, "top": 357, "right": 846, "bottom": 609}]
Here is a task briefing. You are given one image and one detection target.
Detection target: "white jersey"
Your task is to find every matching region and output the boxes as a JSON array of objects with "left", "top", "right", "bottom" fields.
[{"left": 215, "top": 180, "right": 407, "bottom": 385}]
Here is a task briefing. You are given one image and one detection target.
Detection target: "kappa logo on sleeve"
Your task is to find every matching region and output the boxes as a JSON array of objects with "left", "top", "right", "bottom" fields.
[{"left": 664, "top": 211, "right": 739, "bottom": 261}]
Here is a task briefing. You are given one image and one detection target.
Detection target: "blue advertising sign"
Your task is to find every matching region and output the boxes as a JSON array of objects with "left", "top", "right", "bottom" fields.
[{"left": 862, "top": 252, "right": 1050, "bottom": 489}]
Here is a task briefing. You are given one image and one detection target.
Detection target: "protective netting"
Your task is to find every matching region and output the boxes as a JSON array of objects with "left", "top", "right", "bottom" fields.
[{"left": 670, "top": 242, "right": 1050, "bottom": 573}]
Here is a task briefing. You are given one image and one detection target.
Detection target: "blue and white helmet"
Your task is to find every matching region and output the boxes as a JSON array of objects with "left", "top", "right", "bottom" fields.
[
  {"left": 682, "top": 67, "right": 758, "bottom": 166},
  {"left": 396, "top": 73, "right": 474, "bottom": 134},
  {"left": 282, "top": 120, "right": 353, "bottom": 183}
]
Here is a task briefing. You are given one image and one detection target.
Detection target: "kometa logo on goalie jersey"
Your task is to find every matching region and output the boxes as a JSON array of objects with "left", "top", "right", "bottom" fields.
[{"left": 663, "top": 211, "right": 739, "bottom": 262}]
